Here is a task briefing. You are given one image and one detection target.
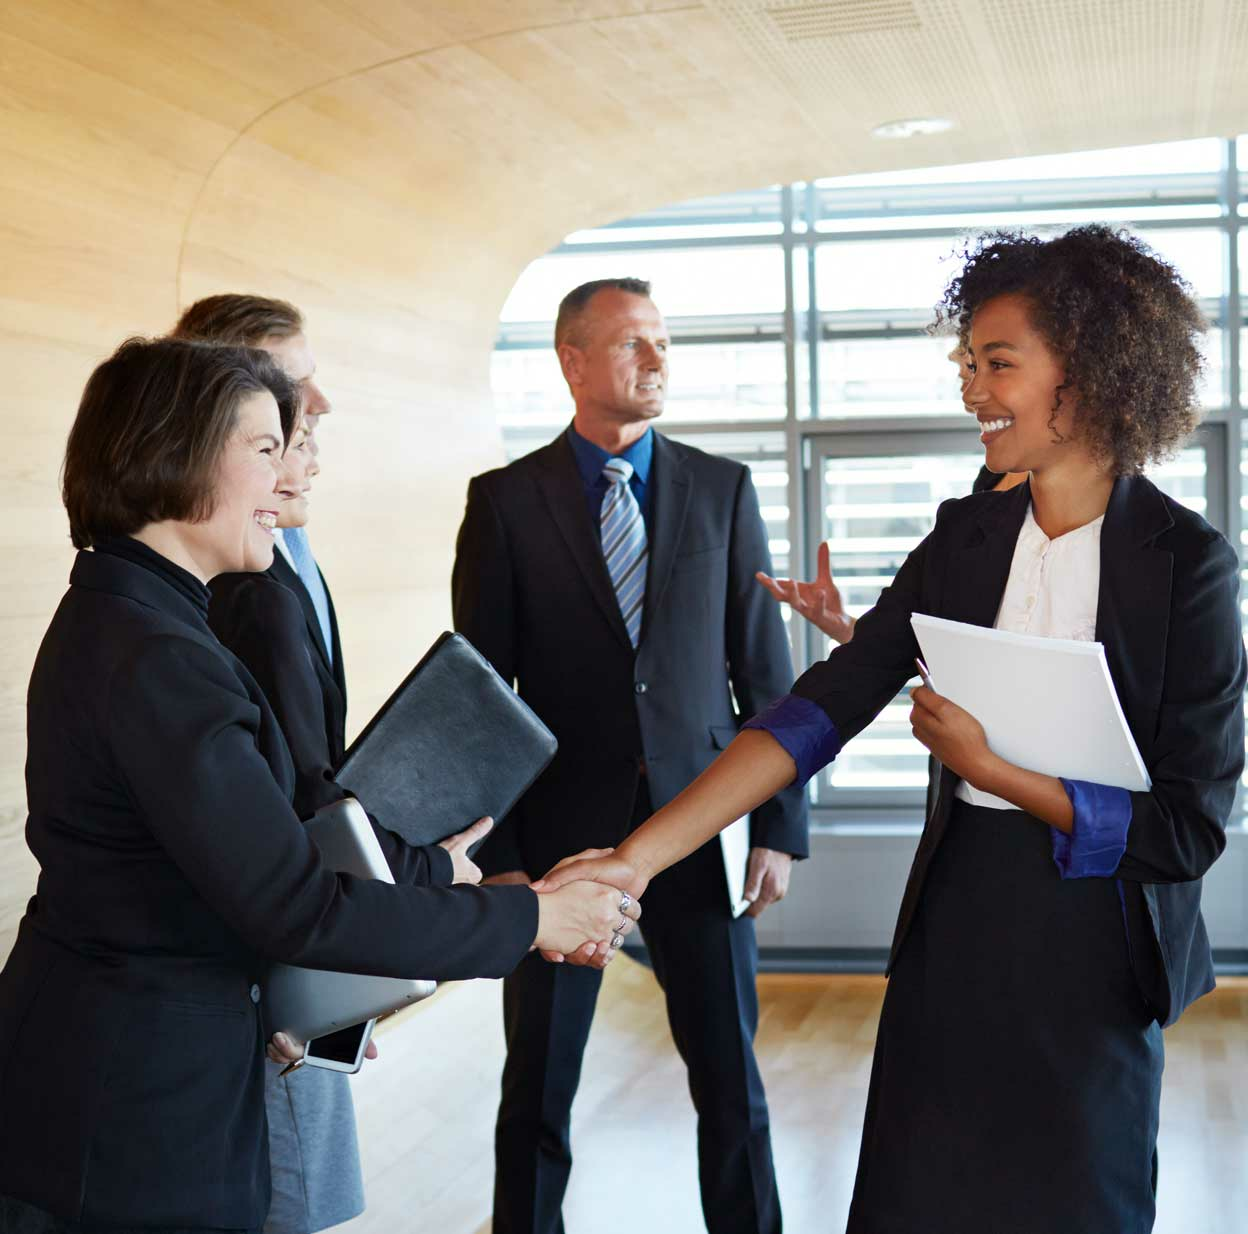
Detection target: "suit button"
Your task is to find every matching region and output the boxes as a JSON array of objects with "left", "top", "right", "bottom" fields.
[
  {"left": 250, "top": 984, "right": 261, "bottom": 1004},
  {"left": 635, "top": 681, "right": 647, "bottom": 694}
]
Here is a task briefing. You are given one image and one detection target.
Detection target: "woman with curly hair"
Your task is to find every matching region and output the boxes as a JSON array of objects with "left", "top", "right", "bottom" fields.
[{"left": 538, "top": 225, "right": 1245, "bottom": 1232}]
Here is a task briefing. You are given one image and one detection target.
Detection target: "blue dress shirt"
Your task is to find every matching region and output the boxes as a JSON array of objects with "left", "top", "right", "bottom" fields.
[{"left": 566, "top": 423, "right": 654, "bottom": 533}]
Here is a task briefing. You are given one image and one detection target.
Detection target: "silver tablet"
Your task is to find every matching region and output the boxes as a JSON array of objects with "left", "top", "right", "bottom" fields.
[{"left": 265, "top": 798, "right": 436, "bottom": 1044}]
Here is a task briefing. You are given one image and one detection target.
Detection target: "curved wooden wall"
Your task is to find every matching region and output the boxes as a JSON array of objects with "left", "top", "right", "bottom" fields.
[{"left": 2, "top": 0, "right": 1245, "bottom": 956}]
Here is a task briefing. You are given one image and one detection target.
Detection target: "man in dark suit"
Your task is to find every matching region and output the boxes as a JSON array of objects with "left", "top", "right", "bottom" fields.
[
  {"left": 172, "top": 295, "right": 346, "bottom": 758},
  {"left": 453, "top": 277, "right": 808, "bottom": 1234}
]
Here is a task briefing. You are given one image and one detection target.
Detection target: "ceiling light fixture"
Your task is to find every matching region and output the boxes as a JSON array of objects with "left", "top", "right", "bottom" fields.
[{"left": 871, "top": 117, "right": 956, "bottom": 139}]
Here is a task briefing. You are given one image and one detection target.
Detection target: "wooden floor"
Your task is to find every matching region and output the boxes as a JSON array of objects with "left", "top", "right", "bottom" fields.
[{"left": 341, "top": 962, "right": 1248, "bottom": 1233}]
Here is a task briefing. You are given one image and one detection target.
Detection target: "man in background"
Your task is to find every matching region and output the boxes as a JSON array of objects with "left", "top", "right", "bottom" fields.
[
  {"left": 453, "top": 277, "right": 808, "bottom": 1234},
  {"left": 172, "top": 296, "right": 344, "bottom": 755}
]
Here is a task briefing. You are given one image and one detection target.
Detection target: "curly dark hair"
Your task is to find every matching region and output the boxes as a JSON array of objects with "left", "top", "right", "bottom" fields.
[{"left": 934, "top": 225, "right": 1205, "bottom": 475}]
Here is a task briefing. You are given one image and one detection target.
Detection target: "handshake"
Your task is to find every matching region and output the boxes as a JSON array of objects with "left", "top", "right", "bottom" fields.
[
  {"left": 437, "top": 818, "right": 645, "bottom": 969},
  {"left": 484, "top": 847, "right": 647, "bottom": 970}
]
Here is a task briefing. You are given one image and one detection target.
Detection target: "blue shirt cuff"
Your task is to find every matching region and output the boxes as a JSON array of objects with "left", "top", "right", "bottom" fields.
[
  {"left": 1051, "top": 779, "right": 1132, "bottom": 879},
  {"left": 743, "top": 695, "right": 842, "bottom": 788}
]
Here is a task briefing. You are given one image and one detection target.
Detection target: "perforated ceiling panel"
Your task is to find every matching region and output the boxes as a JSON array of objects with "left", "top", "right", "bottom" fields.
[
  {"left": 702, "top": 0, "right": 1248, "bottom": 171},
  {"left": 767, "top": 1, "right": 922, "bottom": 39}
]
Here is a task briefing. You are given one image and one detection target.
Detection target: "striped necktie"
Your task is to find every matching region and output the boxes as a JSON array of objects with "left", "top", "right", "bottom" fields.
[
  {"left": 282, "top": 525, "right": 334, "bottom": 666},
  {"left": 600, "top": 458, "right": 648, "bottom": 648}
]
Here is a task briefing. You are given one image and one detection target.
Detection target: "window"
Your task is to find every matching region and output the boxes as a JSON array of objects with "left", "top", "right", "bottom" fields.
[{"left": 494, "top": 137, "right": 1247, "bottom": 826}]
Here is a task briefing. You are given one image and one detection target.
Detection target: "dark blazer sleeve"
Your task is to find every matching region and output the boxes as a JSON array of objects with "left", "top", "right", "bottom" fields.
[
  {"left": 452, "top": 474, "right": 525, "bottom": 877},
  {"left": 1116, "top": 530, "right": 1245, "bottom": 884},
  {"left": 209, "top": 576, "right": 452, "bottom": 888},
  {"left": 108, "top": 632, "right": 534, "bottom": 978},
  {"left": 724, "top": 466, "right": 810, "bottom": 856}
]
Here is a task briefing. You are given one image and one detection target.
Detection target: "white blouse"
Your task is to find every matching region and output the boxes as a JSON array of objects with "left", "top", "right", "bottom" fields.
[{"left": 955, "top": 503, "right": 1104, "bottom": 810}]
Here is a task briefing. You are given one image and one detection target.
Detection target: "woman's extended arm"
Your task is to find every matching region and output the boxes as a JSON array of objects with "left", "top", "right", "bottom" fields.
[
  {"left": 536, "top": 730, "right": 797, "bottom": 898},
  {"left": 538, "top": 505, "right": 948, "bottom": 897},
  {"left": 109, "top": 632, "right": 639, "bottom": 978}
]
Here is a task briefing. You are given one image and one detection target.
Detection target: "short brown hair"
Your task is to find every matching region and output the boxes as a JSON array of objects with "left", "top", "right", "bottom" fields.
[
  {"left": 171, "top": 294, "right": 304, "bottom": 347},
  {"left": 554, "top": 277, "right": 652, "bottom": 349},
  {"left": 936, "top": 225, "right": 1205, "bottom": 475},
  {"left": 63, "top": 337, "right": 298, "bottom": 549}
]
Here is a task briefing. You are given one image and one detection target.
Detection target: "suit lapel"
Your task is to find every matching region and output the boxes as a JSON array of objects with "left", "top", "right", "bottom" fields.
[
  {"left": 269, "top": 549, "right": 333, "bottom": 676},
  {"left": 536, "top": 436, "right": 634, "bottom": 652},
  {"left": 1096, "top": 476, "right": 1173, "bottom": 753},
  {"left": 941, "top": 479, "right": 1031, "bottom": 627},
  {"left": 641, "top": 434, "right": 691, "bottom": 644}
]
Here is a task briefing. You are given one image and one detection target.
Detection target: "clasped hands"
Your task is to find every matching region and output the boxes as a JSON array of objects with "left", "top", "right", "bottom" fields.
[{"left": 490, "top": 843, "right": 793, "bottom": 970}]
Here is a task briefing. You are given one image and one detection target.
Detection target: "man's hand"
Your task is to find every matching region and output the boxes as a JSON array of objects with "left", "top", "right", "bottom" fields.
[
  {"left": 530, "top": 849, "right": 620, "bottom": 966},
  {"left": 755, "top": 542, "right": 855, "bottom": 644},
  {"left": 439, "top": 816, "right": 493, "bottom": 884},
  {"left": 742, "top": 847, "right": 792, "bottom": 919},
  {"left": 480, "top": 867, "right": 596, "bottom": 965}
]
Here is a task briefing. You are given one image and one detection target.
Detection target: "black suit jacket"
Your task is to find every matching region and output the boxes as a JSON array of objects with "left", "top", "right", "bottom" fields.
[
  {"left": 0, "top": 548, "right": 536, "bottom": 1227},
  {"left": 453, "top": 429, "right": 808, "bottom": 881},
  {"left": 270, "top": 543, "right": 347, "bottom": 751},
  {"left": 208, "top": 565, "right": 453, "bottom": 887},
  {"left": 789, "top": 476, "right": 1245, "bottom": 1027}
]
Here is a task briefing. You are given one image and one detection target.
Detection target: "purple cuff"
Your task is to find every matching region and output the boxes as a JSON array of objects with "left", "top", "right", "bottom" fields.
[
  {"left": 1051, "top": 779, "right": 1132, "bottom": 879},
  {"left": 743, "top": 694, "right": 842, "bottom": 788}
]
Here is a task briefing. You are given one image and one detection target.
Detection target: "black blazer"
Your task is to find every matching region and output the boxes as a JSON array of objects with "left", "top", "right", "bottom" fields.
[
  {"left": 208, "top": 567, "right": 452, "bottom": 886},
  {"left": 0, "top": 547, "right": 536, "bottom": 1227},
  {"left": 453, "top": 430, "right": 808, "bottom": 881},
  {"left": 789, "top": 476, "right": 1245, "bottom": 1027},
  {"left": 270, "top": 544, "right": 347, "bottom": 752}
]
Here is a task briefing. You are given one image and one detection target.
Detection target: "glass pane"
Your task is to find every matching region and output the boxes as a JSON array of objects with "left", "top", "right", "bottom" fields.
[
  {"left": 1198, "top": 330, "right": 1225, "bottom": 409},
  {"left": 501, "top": 246, "right": 785, "bottom": 322},
  {"left": 565, "top": 187, "right": 783, "bottom": 245},
  {"left": 662, "top": 341, "right": 786, "bottom": 423},
  {"left": 815, "top": 236, "right": 956, "bottom": 313},
  {"left": 1134, "top": 227, "right": 1224, "bottom": 300},
  {"left": 491, "top": 348, "right": 567, "bottom": 434},
  {"left": 1147, "top": 446, "right": 1207, "bottom": 519},
  {"left": 491, "top": 340, "right": 786, "bottom": 432},
  {"left": 813, "top": 452, "right": 987, "bottom": 795},
  {"left": 664, "top": 432, "right": 790, "bottom": 577},
  {"left": 818, "top": 335, "right": 967, "bottom": 418}
]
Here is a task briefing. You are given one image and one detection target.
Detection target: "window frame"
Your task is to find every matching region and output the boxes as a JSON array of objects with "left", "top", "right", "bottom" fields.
[{"left": 494, "top": 138, "right": 1247, "bottom": 831}]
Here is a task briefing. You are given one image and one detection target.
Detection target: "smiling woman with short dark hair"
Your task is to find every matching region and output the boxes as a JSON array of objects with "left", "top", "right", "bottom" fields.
[{"left": 0, "top": 336, "right": 632, "bottom": 1234}]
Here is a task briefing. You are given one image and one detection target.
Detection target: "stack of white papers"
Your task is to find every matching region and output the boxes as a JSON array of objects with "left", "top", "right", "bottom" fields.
[{"left": 910, "top": 614, "right": 1150, "bottom": 792}]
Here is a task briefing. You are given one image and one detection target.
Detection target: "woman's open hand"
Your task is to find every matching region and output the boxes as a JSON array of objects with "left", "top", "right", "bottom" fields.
[
  {"left": 755, "top": 542, "right": 855, "bottom": 644},
  {"left": 909, "top": 684, "right": 994, "bottom": 787}
]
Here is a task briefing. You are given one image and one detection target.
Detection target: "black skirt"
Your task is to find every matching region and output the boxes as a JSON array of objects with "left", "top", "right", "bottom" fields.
[
  {"left": 848, "top": 800, "right": 1163, "bottom": 1234},
  {"left": 0, "top": 1194, "right": 259, "bottom": 1234}
]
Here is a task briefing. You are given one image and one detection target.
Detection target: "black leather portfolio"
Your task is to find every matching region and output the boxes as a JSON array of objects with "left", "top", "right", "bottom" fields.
[{"left": 334, "top": 632, "right": 556, "bottom": 850}]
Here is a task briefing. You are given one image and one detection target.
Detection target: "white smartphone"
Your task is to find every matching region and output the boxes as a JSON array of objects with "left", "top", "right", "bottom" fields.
[{"left": 301, "top": 1018, "right": 376, "bottom": 1074}]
